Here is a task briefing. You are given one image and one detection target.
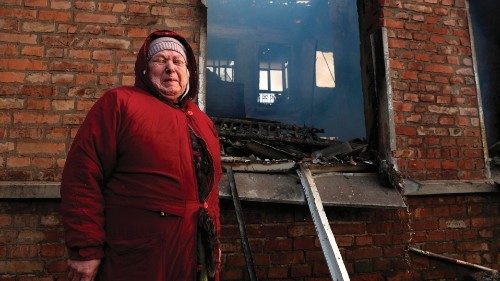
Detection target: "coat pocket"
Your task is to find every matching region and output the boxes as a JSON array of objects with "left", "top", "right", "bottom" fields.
[{"left": 103, "top": 235, "right": 166, "bottom": 281}]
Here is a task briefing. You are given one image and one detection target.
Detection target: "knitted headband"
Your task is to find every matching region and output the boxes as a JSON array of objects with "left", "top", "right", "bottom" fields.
[{"left": 147, "top": 37, "right": 187, "bottom": 63}]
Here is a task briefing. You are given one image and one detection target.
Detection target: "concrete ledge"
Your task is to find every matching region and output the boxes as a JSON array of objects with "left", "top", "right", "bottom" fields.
[
  {"left": 219, "top": 172, "right": 407, "bottom": 208},
  {"left": 404, "top": 179, "right": 499, "bottom": 196},
  {"left": 2, "top": 176, "right": 498, "bottom": 204},
  {"left": 0, "top": 181, "right": 61, "bottom": 199}
]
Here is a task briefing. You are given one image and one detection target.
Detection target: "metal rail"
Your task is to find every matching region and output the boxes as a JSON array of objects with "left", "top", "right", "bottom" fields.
[
  {"left": 226, "top": 167, "right": 258, "bottom": 281},
  {"left": 297, "top": 163, "right": 350, "bottom": 281}
]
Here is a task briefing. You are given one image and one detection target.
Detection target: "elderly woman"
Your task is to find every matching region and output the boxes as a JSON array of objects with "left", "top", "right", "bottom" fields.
[{"left": 60, "top": 30, "right": 222, "bottom": 281}]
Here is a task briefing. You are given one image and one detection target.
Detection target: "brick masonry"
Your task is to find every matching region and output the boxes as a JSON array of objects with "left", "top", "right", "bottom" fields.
[
  {"left": 0, "top": 196, "right": 498, "bottom": 280},
  {"left": 0, "top": 0, "right": 203, "bottom": 181},
  {"left": 0, "top": 0, "right": 498, "bottom": 280},
  {"left": 377, "top": 0, "right": 487, "bottom": 180}
]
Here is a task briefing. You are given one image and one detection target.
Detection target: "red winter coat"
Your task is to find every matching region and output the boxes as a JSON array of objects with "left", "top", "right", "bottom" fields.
[{"left": 60, "top": 30, "right": 222, "bottom": 281}]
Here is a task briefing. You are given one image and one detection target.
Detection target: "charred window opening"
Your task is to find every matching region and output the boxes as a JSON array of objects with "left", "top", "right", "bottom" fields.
[
  {"left": 207, "top": 59, "right": 235, "bottom": 82},
  {"left": 258, "top": 44, "right": 289, "bottom": 105},
  {"left": 315, "top": 51, "right": 335, "bottom": 89},
  {"left": 205, "top": 0, "right": 403, "bottom": 185},
  {"left": 207, "top": 0, "right": 365, "bottom": 140}
]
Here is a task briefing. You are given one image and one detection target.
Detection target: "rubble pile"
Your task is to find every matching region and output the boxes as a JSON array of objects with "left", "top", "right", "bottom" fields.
[
  {"left": 489, "top": 141, "right": 500, "bottom": 167},
  {"left": 212, "top": 117, "right": 375, "bottom": 172}
]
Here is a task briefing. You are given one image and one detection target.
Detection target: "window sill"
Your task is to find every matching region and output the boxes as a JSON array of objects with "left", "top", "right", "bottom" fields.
[
  {"left": 0, "top": 172, "right": 497, "bottom": 203},
  {"left": 219, "top": 172, "right": 407, "bottom": 208}
]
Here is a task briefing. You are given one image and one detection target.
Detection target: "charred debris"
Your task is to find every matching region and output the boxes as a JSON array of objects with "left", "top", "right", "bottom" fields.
[{"left": 212, "top": 117, "right": 403, "bottom": 190}]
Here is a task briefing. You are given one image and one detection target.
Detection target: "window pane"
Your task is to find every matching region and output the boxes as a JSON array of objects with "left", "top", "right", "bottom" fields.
[
  {"left": 316, "top": 51, "right": 335, "bottom": 88},
  {"left": 259, "top": 70, "right": 268, "bottom": 90},
  {"left": 284, "top": 65, "right": 288, "bottom": 89},
  {"left": 270, "top": 61, "right": 282, "bottom": 69},
  {"left": 226, "top": 68, "right": 234, "bottom": 82},
  {"left": 258, "top": 93, "right": 275, "bottom": 105},
  {"left": 270, "top": 70, "right": 283, "bottom": 92}
]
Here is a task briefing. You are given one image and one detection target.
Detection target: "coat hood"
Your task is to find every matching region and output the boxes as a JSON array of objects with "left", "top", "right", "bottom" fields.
[{"left": 134, "top": 30, "right": 198, "bottom": 107}]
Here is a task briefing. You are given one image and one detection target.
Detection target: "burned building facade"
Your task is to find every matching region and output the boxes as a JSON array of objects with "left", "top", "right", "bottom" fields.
[{"left": 0, "top": 0, "right": 498, "bottom": 280}]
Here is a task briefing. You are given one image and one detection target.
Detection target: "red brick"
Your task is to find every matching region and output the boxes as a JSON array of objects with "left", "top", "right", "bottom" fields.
[
  {"left": 349, "top": 247, "right": 383, "bottom": 259},
  {"left": 221, "top": 269, "right": 243, "bottom": 280},
  {"left": 0, "top": 215, "right": 12, "bottom": 227},
  {"left": 291, "top": 264, "right": 311, "bottom": 277},
  {"left": 384, "top": 19, "right": 404, "bottom": 29},
  {"left": 335, "top": 235, "right": 353, "bottom": 247},
  {"left": 438, "top": 116, "right": 454, "bottom": 126},
  {"left": 401, "top": 71, "right": 417, "bottom": 80},
  {"left": 288, "top": 225, "right": 316, "bottom": 237},
  {"left": 396, "top": 125, "right": 416, "bottom": 136},
  {"left": 9, "top": 245, "right": 39, "bottom": 258},
  {"left": 75, "top": 13, "right": 117, "bottom": 24},
  {"left": 424, "top": 64, "right": 454, "bottom": 74},
  {"left": 0, "top": 58, "right": 46, "bottom": 71},
  {"left": 21, "top": 46, "right": 44, "bottom": 57},
  {"left": 471, "top": 218, "right": 493, "bottom": 228},
  {"left": 104, "top": 26, "right": 125, "bottom": 36},
  {"left": 271, "top": 251, "right": 304, "bottom": 265},
  {"left": 26, "top": 99, "right": 51, "bottom": 110},
  {"left": 49, "top": 61, "right": 93, "bottom": 72},
  {"left": 6, "top": 157, "right": 30, "bottom": 168},
  {"left": 355, "top": 236, "right": 373, "bottom": 246},
  {"left": 388, "top": 39, "right": 407, "bottom": 49},
  {"left": 408, "top": 159, "right": 425, "bottom": 170},
  {"left": 462, "top": 241, "right": 488, "bottom": 252},
  {"left": 128, "top": 28, "right": 149, "bottom": 38},
  {"left": 89, "top": 38, "right": 130, "bottom": 50},
  {"left": 330, "top": 223, "right": 365, "bottom": 235},
  {"left": 0, "top": 261, "right": 44, "bottom": 274},
  {"left": 13, "top": 113, "right": 59, "bottom": 124},
  {"left": 29, "top": 157, "right": 52, "bottom": 169},
  {"left": 293, "top": 236, "right": 316, "bottom": 250},
  {"left": 75, "top": 74, "right": 97, "bottom": 84},
  {"left": 17, "top": 142, "right": 65, "bottom": 154},
  {"left": 46, "top": 259, "right": 67, "bottom": 273},
  {"left": 0, "top": 43, "right": 18, "bottom": 56},
  {"left": 0, "top": 72, "right": 25, "bottom": 83},
  {"left": 264, "top": 238, "right": 291, "bottom": 251},
  {"left": 350, "top": 273, "right": 384, "bottom": 281}
]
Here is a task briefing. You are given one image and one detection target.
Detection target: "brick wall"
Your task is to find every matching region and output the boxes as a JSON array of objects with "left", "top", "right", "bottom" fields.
[
  {"left": 0, "top": 0, "right": 497, "bottom": 280},
  {"left": 0, "top": 0, "right": 204, "bottom": 181},
  {"left": 377, "top": 0, "right": 487, "bottom": 180},
  {"left": 1, "top": 195, "right": 498, "bottom": 280}
]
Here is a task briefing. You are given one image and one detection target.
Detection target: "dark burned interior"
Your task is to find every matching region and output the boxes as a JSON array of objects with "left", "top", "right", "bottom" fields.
[{"left": 205, "top": 0, "right": 366, "bottom": 142}]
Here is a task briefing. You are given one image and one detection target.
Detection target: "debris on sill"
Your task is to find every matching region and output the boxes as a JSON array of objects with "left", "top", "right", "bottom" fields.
[
  {"left": 489, "top": 141, "right": 500, "bottom": 167},
  {"left": 212, "top": 117, "right": 379, "bottom": 175}
]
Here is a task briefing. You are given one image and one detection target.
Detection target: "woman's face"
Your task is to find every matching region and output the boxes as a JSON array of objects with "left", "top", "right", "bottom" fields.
[{"left": 147, "top": 49, "right": 189, "bottom": 103}]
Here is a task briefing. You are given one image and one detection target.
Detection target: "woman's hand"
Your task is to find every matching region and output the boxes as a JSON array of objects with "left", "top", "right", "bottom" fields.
[{"left": 67, "top": 259, "right": 101, "bottom": 281}]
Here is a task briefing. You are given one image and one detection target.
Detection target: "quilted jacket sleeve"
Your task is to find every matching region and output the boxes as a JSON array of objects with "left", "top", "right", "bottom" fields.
[{"left": 60, "top": 90, "right": 122, "bottom": 260}]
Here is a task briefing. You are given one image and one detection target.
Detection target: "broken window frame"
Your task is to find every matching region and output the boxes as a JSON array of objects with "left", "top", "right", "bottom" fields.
[
  {"left": 207, "top": 58, "right": 235, "bottom": 82},
  {"left": 465, "top": 0, "right": 495, "bottom": 179},
  {"left": 257, "top": 44, "right": 290, "bottom": 106}
]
